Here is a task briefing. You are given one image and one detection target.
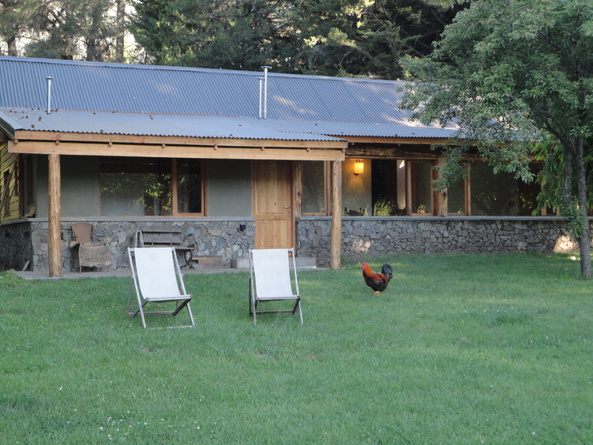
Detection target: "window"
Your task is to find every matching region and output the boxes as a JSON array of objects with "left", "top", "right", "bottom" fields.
[
  {"left": 470, "top": 162, "right": 540, "bottom": 216},
  {"left": 339, "top": 158, "right": 435, "bottom": 216},
  {"left": 371, "top": 159, "right": 400, "bottom": 216},
  {"left": 174, "top": 159, "right": 204, "bottom": 215},
  {"left": 302, "top": 162, "right": 327, "bottom": 215},
  {"left": 100, "top": 159, "right": 204, "bottom": 216},
  {"left": 448, "top": 178, "right": 467, "bottom": 214},
  {"left": 447, "top": 164, "right": 469, "bottom": 215},
  {"left": 302, "top": 157, "right": 543, "bottom": 218},
  {"left": 408, "top": 161, "right": 433, "bottom": 215}
]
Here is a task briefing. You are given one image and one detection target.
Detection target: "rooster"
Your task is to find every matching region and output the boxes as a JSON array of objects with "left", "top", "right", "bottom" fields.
[{"left": 362, "top": 263, "right": 393, "bottom": 296}]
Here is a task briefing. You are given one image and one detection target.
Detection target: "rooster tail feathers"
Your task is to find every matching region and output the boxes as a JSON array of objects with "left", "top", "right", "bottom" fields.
[{"left": 382, "top": 264, "right": 393, "bottom": 280}]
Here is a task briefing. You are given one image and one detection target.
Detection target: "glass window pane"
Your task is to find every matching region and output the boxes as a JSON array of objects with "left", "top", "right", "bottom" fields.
[
  {"left": 470, "top": 162, "right": 539, "bottom": 216},
  {"left": 410, "top": 161, "right": 432, "bottom": 214},
  {"left": 176, "top": 160, "right": 202, "bottom": 214},
  {"left": 302, "top": 162, "right": 325, "bottom": 214},
  {"left": 371, "top": 159, "right": 399, "bottom": 216},
  {"left": 342, "top": 159, "right": 371, "bottom": 216},
  {"left": 100, "top": 160, "right": 171, "bottom": 216},
  {"left": 448, "top": 178, "right": 466, "bottom": 214}
]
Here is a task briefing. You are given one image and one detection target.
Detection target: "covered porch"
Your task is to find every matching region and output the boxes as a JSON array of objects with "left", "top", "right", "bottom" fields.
[{"left": 7, "top": 118, "right": 346, "bottom": 277}]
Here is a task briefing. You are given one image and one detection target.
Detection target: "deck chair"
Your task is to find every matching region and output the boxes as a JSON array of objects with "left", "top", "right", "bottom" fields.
[
  {"left": 127, "top": 247, "right": 194, "bottom": 329},
  {"left": 249, "top": 248, "right": 303, "bottom": 325}
]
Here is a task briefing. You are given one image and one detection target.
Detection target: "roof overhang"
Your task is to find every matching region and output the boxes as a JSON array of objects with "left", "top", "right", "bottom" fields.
[
  {"left": 8, "top": 135, "right": 346, "bottom": 161},
  {"left": 2, "top": 109, "right": 347, "bottom": 161},
  {"left": 1, "top": 107, "right": 462, "bottom": 162}
]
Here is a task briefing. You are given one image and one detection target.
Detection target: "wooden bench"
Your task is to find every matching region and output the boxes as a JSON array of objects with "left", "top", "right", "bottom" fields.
[
  {"left": 191, "top": 255, "right": 223, "bottom": 265},
  {"left": 135, "top": 226, "right": 195, "bottom": 269}
]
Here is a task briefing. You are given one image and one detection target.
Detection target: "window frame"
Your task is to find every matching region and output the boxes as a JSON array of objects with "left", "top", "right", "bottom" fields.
[
  {"left": 446, "top": 163, "right": 470, "bottom": 216},
  {"left": 99, "top": 158, "right": 206, "bottom": 217},
  {"left": 406, "top": 160, "right": 436, "bottom": 216},
  {"left": 300, "top": 161, "right": 330, "bottom": 217},
  {"left": 172, "top": 159, "right": 207, "bottom": 217}
]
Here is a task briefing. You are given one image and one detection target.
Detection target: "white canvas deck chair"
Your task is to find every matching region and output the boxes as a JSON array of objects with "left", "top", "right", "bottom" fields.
[
  {"left": 127, "top": 247, "right": 194, "bottom": 329},
  {"left": 249, "top": 248, "right": 303, "bottom": 325}
]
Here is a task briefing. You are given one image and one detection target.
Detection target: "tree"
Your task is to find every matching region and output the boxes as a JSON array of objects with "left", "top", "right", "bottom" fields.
[
  {"left": 131, "top": 0, "right": 280, "bottom": 69},
  {"left": 0, "top": 0, "right": 47, "bottom": 55},
  {"left": 130, "top": 0, "right": 463, "bottom": 78},
  {"left": 355, "top": 0, "right": 464, "bottom": 79},
  {"left": 0, "top": 0, "right": 130, "bottom": 62},
  {"left": 25, "top": 0, "right": 130, "bottom": 62},
  {"left": 401, "top": 0, "right": 593, "bottom": 278}
]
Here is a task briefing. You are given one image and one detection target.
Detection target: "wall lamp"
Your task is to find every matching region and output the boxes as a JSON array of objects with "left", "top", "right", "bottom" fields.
[{"left": 354, "top": 159, "right": 365, "bottom": 176}]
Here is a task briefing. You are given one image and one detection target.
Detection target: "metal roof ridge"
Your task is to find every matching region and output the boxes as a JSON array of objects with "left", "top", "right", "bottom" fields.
[
  {"left": 0, "top": 107, "right": 416, "bottom": 125},
  {"left": 0, "top": 56, "right": 410, "bottom": 85}
]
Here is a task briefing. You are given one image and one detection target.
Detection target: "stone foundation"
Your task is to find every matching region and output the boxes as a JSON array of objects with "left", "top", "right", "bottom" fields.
[
  {"left": 0, "top": 216, "right": 587, "bottom": 272},
  {"left": 0, "top": 221, "right": 34, "bottom": 270},
  {"left": 297, "top": 216, "right": 587, "bottom": 266},
  {"left": 0, "top": 217, "right": 255, "bottom": 272}
]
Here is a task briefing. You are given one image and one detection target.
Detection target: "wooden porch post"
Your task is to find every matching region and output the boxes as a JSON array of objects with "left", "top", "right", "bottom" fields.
[
  {"left": 330, "top": 160, "right": 342, "bottom": 270},
  {"left": 48, "top": 153, "right": 62, "bottom": 277}
]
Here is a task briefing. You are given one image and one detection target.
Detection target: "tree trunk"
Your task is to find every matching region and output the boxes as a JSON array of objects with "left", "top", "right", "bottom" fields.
[
  {"left": 6, "top": 34, "right": 18, "bottom": 56},
  {"left": 575, "top": 137, "right": 591, "bottom": 279},
  {"left": 115, "top": 0, "right": 125, "bottom": 63}
]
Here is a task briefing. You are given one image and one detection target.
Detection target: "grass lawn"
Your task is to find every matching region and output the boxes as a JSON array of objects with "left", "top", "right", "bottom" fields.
[{"left": 1, "top": 253, "right": 592, "bottom": 444}]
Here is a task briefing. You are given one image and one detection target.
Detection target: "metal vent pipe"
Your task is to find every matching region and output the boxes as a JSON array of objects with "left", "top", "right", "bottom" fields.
[
  {"left": 261, "top": 66, "right": 271, "bottom": 119},
  {"left": 258, "top": 77, "right": 264, "bottom": 119},
  {"left": 46, "top": 76, "right": 53, "bottom": 114}
]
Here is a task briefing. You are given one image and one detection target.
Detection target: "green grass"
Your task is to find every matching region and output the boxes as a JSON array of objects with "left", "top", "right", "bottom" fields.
[{"left": 1, "top": 253, "right": 592, "bottom": 444}]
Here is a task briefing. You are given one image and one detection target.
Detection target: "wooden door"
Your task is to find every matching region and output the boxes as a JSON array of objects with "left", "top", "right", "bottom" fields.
[{"left": 253, "top": 161, "right": 293, "bottom": 249}]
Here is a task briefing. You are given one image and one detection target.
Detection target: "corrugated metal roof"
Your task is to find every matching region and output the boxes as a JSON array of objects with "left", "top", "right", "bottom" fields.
[
  {"left": 0, "top": 56, "right": 458, "bottom": 139},
  {"left": 272, "top": 120, "right": 458, "bottom": 139},
  {"left": 0, "top": 108, "right": 345, "bottom": 141}
]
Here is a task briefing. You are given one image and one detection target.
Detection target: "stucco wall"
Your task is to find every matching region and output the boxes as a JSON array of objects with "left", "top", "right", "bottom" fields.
[
  {"left": 35, "top": 157, "right": 253, "bottom": 219},
  {"left": 207, "top": 159, "right": 252, "bottom": 217},
  {"left": 36, "top": 156, "right": 101, "bottom": 218}
]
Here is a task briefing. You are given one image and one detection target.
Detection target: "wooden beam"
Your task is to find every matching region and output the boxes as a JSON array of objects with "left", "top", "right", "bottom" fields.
[
  {"left": 48, "top": 153, "right": 61, "bottom": 277},
  {"left": 9, "top": 140, "right": 346, "bottom": 161},
  {"left": 330, "top": 160, "right": 342, "bottom": 270},
  {"left": 347, "top": 145, "right": 440, "bottom": 159},
  {"left": 13, "top": 130, "right": 457, "bottom": 149},
  {"left": 13, "top": 131, "right": 347, "bottom": 149},
  {"left": 345, "top": 136, "right": 450, "bottom": 145}
]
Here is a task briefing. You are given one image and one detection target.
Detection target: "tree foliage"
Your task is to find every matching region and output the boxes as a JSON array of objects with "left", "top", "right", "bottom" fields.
[
  {"left": 130, "top": 0, "right": 281, "bottom": 69},
  {"left": 0, "top": 0, "right": 46, "bottom": 56},
  {"left": 401, "top": 0, "right": 593, "bottom": 278},
  {"left": 1, "top": 0, "right": 462, "bottom": 77},
  {"left": 130, "top": 0, "right": 464, "bottom": 77},
  {"left": 0, "top": 0, "right": 129, "bottom": 62}
]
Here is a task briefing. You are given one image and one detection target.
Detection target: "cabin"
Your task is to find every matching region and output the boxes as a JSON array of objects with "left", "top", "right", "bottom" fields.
[{"left": 0, "top": 56, "right": 579, "bottom": 276}]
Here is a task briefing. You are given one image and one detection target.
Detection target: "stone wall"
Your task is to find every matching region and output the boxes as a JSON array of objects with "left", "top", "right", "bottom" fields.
[
  {"left": 1, "top": 215, "right": 587, "bottom": 272},
  {"left": 297, "top": 216, "right": 586, "bottom": 266},
  {"left": 0, "top": 220, "right": 34, "bottom": 270},
  {"left": 0, "top": 217, "right": 255, "bottom": 272}
]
